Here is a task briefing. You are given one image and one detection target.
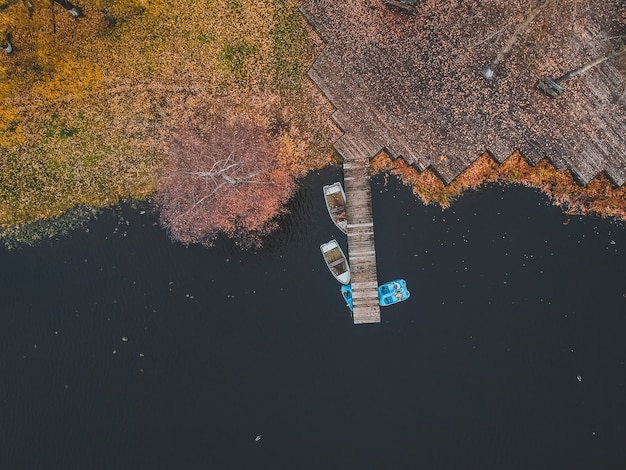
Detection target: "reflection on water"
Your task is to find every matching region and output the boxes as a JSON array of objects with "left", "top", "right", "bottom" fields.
[
  {"left": 0, "top": 168, "right": 625, "bottom": 469},
  {"left": 260, "top": 166, "right": 345, "bottom": 254}
]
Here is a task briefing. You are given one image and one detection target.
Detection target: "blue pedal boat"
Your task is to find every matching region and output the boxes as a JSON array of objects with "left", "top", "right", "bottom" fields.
[
  {"left": 341, "top": 285, "right": 354, "bottom": 312},
  {"left": 378, "top": 279, "right": 410, "bottom": 306},
  {"left": 340, "top": 280, "right": 409, "bottom": 311}
]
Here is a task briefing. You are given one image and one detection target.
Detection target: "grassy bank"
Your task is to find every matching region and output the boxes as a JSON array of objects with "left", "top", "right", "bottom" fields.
[{"left": 0, "top": 0, "right": 336, "bottom": 238}]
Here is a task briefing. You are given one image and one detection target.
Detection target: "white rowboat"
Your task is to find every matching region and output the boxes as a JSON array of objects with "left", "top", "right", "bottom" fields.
[
  {"left": 320, "top": 239, "right": 350, "bottom": 285},
  {"left": 323, "top": 182, "right": 348, "bottom": 234}
]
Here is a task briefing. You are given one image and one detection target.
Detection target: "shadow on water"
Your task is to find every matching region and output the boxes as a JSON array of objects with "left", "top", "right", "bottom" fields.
[
  {"left": 258, "top": 165, "right": 347, "bottom": 255},
  {"left": 0, "top": 167, "right": 625, "bottom": 469}
]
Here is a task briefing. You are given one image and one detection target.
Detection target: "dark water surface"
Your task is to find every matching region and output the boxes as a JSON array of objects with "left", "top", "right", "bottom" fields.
[{"left": 1, "top": 168, "right": 625, "bottom": 469}]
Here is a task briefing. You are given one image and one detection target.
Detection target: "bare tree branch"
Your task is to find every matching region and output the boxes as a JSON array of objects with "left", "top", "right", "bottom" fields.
[{"left": 156, "top": 120, "right": 296, "bottom": 246}]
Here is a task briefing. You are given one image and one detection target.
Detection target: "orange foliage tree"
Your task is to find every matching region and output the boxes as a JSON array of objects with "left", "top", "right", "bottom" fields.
[{"left": 156, "top": 120, "right": 299, "bottom": 246}]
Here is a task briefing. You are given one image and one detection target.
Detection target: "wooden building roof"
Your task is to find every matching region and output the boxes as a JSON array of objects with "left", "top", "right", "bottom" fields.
[{"left": 301, "top": 0, "right": 626, "bottom": 185}]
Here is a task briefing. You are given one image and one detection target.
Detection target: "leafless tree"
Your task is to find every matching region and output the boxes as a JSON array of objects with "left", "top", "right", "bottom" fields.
[{"left": 156, "top": 120, "right": 296, "bottom": 246}]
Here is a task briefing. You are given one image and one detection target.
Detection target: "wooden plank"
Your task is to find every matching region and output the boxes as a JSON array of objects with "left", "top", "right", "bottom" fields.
[
  {"left": 302, "top": 1, "right": 626, "bottom": 186},
  {"left": 341, "top": 157, "right": 381, "bottom": 324}
]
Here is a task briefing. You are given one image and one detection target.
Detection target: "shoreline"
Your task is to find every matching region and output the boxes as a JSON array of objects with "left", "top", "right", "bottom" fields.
[
  {"left": 370, "top": 150, "right": 626, "bottom": 221},
  {"left": 3, "top": 150, "right": 624, "bottom": 249},
  {"left": 1, "top": 0, "right": 624, "bottom": 244}
]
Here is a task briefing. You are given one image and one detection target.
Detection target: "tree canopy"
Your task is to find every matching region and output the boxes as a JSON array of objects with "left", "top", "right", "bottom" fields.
[{"left": 157, "top": 120, "right": 302, "bottom": 246}]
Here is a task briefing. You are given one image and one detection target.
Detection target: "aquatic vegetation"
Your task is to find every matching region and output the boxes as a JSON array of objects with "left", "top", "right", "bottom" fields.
[
  {"left": 371, "top": 151, "right": 626, "bottom": 221},
  {"left": 0, "top": 205, "right": 100, "bottom": 250}
]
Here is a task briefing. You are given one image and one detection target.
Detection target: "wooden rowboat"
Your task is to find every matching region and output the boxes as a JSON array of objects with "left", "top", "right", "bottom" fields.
[
  {"left": 320, "top": 239, "right": 350, "bottom": 285},
  {"left": 323, "top": 182, "right": 348, "bottom": 234}
]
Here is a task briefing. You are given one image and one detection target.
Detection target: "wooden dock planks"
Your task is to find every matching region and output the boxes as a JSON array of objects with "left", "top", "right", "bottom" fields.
[
  {"left": 343, "top": 158, "right": 381, "bottom": 324},
  {"left": 301, "top": 0, "right": 626, "bottom": 186}
]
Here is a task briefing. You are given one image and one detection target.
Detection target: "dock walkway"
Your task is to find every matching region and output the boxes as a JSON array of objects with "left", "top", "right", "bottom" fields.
[{"left": 342, "top": 158, "right": 380, "bottom": 324}]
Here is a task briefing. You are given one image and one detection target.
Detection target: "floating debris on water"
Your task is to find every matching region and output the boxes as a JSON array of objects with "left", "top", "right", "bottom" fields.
[{"left": 122, "top": 337, "right": 128, "bottom": 342}]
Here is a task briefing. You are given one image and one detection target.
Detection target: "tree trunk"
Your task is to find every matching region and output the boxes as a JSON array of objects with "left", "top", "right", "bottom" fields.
[
  {"left": 101, "top": 8, "right": 116, "bottom": 27},
  {"left": 2, "top": 32, "right": 13, "bottom": 54},
  {"left": 54, "top": 0, "right": 82, "bottom": 18}
]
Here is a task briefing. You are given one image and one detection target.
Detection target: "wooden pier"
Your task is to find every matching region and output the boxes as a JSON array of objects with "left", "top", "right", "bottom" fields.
[
  {"left": 301, "top": 1, "right": 626, "bottom": 186},
  {"left": 342, "top": 157, "right": 381, "bottom": 324}
]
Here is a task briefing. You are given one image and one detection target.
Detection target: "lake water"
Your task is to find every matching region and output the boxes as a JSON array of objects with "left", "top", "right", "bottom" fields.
[{"left": 1, "top": 167, "right": 625, "bottom": 469}]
